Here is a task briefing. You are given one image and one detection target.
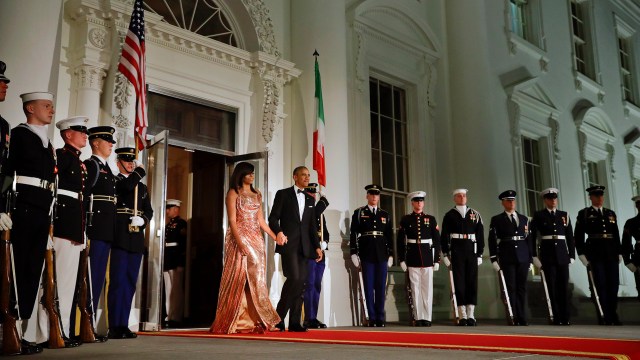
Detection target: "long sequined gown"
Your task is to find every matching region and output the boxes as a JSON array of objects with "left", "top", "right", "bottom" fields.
[{"left": 210, "top": 191, "right": 281, "bottom": 333}]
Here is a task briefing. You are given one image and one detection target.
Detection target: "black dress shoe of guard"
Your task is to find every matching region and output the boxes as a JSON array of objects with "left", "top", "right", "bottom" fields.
[
  {"left": 316, "top": 320, "right": 327, "bottom": 328},
  {"left": 122, "top": 328, "right": 138, "bottom": 338},
  {"left": 415, "top": 320, "right": 424, "bottom": 327},
  {"left": 108, "top": 328, "right": 126, "bottom": 339},
  {"left": 64, "top": 337, "right": 81, "bottom": 348},
  {"left": 288, "top": 324, "right": 308, "bottom": 332},
  {"left": 466, "top": 318, "right": 477, "bottom": 326},
  {"left": 274, "top": 321, "right": 285, "bottom": 332},
  {"left": 457, "top": 319, "right": 468, "bottom": 326},
  {"left": 20, "top": 340, "right": 43, "bottom": 355},
  {"left": 366, "top": 321, "right": 375, "bottom": 327},
  {"left": 518, "top": 320, "right": 529, "bottom": 326},
  {"left": 375, "top": 320, "right": 385, "bottom": 327},
  {"left": 424, "top": 320, "right": 432, "bottom": 327},
  {"left": 304, "top": 319, "right": 320, "bottom": 329}
]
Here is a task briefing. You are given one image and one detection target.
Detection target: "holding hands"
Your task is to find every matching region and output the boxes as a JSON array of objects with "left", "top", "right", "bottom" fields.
[{"left": 275, "top": 232, "right": 288, "bottom": 246}]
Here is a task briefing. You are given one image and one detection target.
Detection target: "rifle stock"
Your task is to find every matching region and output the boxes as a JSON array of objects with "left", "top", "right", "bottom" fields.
[
  {"left": 448, "top": 269, "right": 459, "bottom": 323},
  {"left": 42, "top": 225, "right": 66, "bottom": 349},
  {"left": 498, "top": 269, "right": 515, "bottom": 325},
  {"left": 357, "top": 269, "right": 369, "bottom": 325},
  {"left": 74, "top": 247, "right": 95, "bottom": 342},
  {"left": 1, "top": 230, "right": 21, "bottom": 355},
  {"left": 540, "top": 269, "right": 554, "bottom": 324}
]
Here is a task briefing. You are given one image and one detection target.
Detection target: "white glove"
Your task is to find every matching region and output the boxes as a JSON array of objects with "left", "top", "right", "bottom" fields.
[
  {"left": 400, "top": 261, "right": 407, "bottom": 272},
  {"left": 433, "top": 263, "right": 440, "bottom": 271},
  {"left": 387, "top": 256, "right": 393, "bottom": 268},
  {"left": 351, "top": 254, "right": 360, "bottom": 268},
  {"left": 80, "top": 242, "right": 87, "bottom": 250},
  {"left": 134, "top": 160, "right": 145, "bottom": 169},
  {"left": 532, "top": 257, "right": 542, "bottom": 269},
  {"left": 320, "top": 241, "right": 328, "bottom": 250},
  {"left": 477, "top": 257, "right": 483, "bottom": 266},
  {"left": 443, "top": 256, "right": 451, "bottom": 268},
  {"left": 0, "top": 213, "right": 12, "bottom": 231},
  {"left": 570, "top": 258, "right": 575, "bottom": 264},
  {"left": 579, "top": 254, "right": 589, "bottom": 267},
  {"left": 47, "top": 235, "right": 54, "bottom": 250},
  {"left": 492, "top": 261, "right": 500, "bottom": 272},
  {"left": 319, "top": 191, "right": 325, "bottom": 198},
  {"left": 619, "top": 255, "right": 624, "bottom": 264},
  {"left": 627, "top": 263, "right": 638, "bottom": 273},
  {"left": 130, "top": 215, "right": 144, "bottom": 227}
]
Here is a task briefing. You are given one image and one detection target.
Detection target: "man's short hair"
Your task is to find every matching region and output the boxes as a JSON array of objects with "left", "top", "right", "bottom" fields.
[{"left": 293, "top": 166, "right": 308, "bottom": 176}]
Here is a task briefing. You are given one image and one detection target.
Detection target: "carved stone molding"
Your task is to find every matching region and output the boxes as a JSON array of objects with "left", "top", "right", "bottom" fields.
[
  {"left": 241, "top": 0, "right": 281, "bottom": 58},
  {"left": 549, "top": 115, "right": 560, "bottom": 160},
  {"left": 353, "top": 27, "right": 367, "bottom": 93},
  {"left": 509, "top": 101, "right": 522, "bottom": 148},
  {"left": 74, "top": 65, "right": 107, "bottom": 91},
  {"left": 88, "top": 28, "right": 108, "bottom": 49}
]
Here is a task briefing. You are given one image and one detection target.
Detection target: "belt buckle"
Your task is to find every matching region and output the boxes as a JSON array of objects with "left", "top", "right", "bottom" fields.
[{"left": 462, "top": 234, "right": 468, "bottom": 239}]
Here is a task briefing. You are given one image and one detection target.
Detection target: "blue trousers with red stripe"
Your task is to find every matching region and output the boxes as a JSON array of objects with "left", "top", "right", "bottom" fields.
[
  {"left": 108, "top": 248, "right": 143, "bottom": 329},
  {"left": 361, "top": 260, "right": 387, "bottom": 322}
]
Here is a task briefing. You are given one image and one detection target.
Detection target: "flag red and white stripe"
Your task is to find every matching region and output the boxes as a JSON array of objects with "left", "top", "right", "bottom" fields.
[
  {"left": 118, "top": 0, "right": 147, "bottom": 150},
  {"left": 313, "top": 56, "right": 326, "bottom": 187}
]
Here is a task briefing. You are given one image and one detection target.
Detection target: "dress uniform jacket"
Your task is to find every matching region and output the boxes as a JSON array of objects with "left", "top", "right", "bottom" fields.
[
  {"left": 164, "top": 216, "right": 187, "bottom": 271},
  {"left": 349, "top": 206, "right": 393, "bottom": 263},
  {"left": 315, "top": 196, "right": 330, "bottom": 262},
  {"left": 0, "top": 115, "right": 9, "bottom": 213},
  {"left": 114, "top": 168, "right": 153, "bottom": 254},
  {"left": 3, "top": 124, "right": 56, "bottom": 319},
  {"left": 574, "top": 207, "right": 621, "bottom": 262},
  {"left": 488, "top": 212, "right": 532, "bottom": 265},
  {"left": 529, "top": 210, "right": 575, "bottom": 265},
  {"left": 397, "top": 212, "right": 441, "bottom": 267},
  {"left": 84, "top": 155, "right": 117, "bottom": 242},
  {"left": 440, "top": 208, "right": 484, "bottom": 259},
  {"left": 623, "top": 215, "right": 640, "bottom": 267},
  {"left": 54, "top": 144, "right": 86, "bottom": 243}
]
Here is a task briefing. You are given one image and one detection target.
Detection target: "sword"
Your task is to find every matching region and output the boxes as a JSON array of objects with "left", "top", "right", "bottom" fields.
[
  {"left": 540, "top": 269, "right": 554, "bottom": 324},
  {"left": 498, "top": 269, "right": 515, "bottom": 325}
]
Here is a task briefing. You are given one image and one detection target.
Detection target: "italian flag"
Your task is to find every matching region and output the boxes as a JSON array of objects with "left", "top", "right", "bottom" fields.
[{"left": 313, "top": 56, "right": 326, "bottom": 187}]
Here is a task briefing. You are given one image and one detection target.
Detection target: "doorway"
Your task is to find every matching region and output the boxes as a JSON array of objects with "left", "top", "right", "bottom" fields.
[{"left": 165, "top": 145, "right": 226, "bottom": 328}]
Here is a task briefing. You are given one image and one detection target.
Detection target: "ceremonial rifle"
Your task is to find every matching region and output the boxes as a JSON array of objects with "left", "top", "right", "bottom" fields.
[
  {"left": 540, "top": 269, "right": 554, "bottom": 324},
  {"left": 498, "top": 268, "right": 515, "bottom": 325},
  {"left": 1, "top": 174, "right": 21, "bottom": 355}
]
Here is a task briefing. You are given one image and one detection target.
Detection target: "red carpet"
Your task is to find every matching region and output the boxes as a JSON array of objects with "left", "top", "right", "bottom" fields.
[{"left": 141, "top": 328, "right": 640, "bottom": 359}]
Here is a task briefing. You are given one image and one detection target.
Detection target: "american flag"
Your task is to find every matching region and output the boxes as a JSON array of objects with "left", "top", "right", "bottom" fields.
[{"left": 118, "top": 0, "right": 147, "bottom": 150}]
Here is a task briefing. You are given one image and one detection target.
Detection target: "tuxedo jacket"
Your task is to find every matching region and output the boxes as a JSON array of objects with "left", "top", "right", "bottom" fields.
[{"left": 269, "top": 186, "right": 320, "bottom": 259}]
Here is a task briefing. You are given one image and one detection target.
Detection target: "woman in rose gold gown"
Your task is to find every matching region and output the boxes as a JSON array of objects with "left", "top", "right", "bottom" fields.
[{"left": 210, "top": 162, "right": 281, "bottom": 334}]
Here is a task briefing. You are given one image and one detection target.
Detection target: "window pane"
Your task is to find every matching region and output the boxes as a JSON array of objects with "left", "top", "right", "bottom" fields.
[
  {"left": 379, "top": 82, "right": 393, "bottom": 117},
  {"left": 395, "top": 122, "right": 404, "bottom": 156},
  {"left": 372, "top": 149, "right": 381, "bottom": 185},
  {"left": 370, "top": 80, "right": 378, "bottom": 113},
  {"left": 380, "top": 193, "right": 393, "bottom": 213},
  {"left": 370, "top": 113, "right": 379, "bottom": 150},
  {"left": 396, "top": 155, "right": 406, "bottom": 192},
  {"left": 380, "top": 116, "right": 394, "bottom": 153},
  {"left": 382, "top": 152, "right": 396, "bottom": 189},
  {"left": 394, "top": 88, "right": 405, "bottom": 120}
]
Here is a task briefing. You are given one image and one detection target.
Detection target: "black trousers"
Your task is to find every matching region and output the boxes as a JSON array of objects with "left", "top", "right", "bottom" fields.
[
  {"left": 11, "top": 202, "right": 49, "bottom": 319},
  {"left": 541, "top": 262, "right": 570, "bottom": 323},
  {"left": 276, "top": 249, "right": 308, "bottom": 327},
  {"left": 502, "top": 262, "right": 529, "bottom": 322},
  {"left": 590, "top": 259, "right": 619, "bottom": 323},
  {"left": 451, "top": 248, "right": 478, "bottom": 305}
]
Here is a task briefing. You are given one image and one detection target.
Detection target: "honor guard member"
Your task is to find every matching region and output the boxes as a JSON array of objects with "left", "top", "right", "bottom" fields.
[
  {"left": 303, "top": 183, "right": 329, "bottom": 329},
  {"left": 108, "top": 147, "right": 152, "bottom": 339},
  {"left": 350, "top": 184, "right": 393, "bottom": 327},
  {"left": 84, "top": 126, "right": 117, "bottom": 319},
  {"left": 440, "top": 188, "right": 484, "bottom": 326},
  {"left": 397, "top": 191, "right": 441, "bottom": 327},
  {"left": 3, "top": 92, "right": 57, "bottom": 354},
  {"left": 0, "top": 61, "right": 13, "bottom": 230},
  {"left": 575, "top": 185, "right": 622, "bottom": 325},
  {"left": 35, "top": 117, "right": 91, "bottom": 347},
  {"left": 488, "top": 190, "right": 532, "bottom": 326},
  {"left": 622, "top": 196, "right": 640, "bottom": 301},
  {"left": 163, "top": 199, "right": 187, "bottom": 327},
  {"left": 528, "top": 188, "right": 576, "bottom": 325}
]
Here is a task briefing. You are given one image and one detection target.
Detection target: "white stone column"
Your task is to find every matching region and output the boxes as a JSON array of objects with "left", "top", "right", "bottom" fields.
[
  {"left": 72, "top": 65, "right": 107, "bottom": 128},
  {"left": 290, "top": 0, "right": 352, "bottom": 327}
]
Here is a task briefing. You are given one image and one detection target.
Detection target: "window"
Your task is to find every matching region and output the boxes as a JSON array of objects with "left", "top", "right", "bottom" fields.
[
  {"left": 370, "top": 77, "right": 408, "bottom": 259},
  {"left": 616, "top": 24, "right": 637, "bottom": 104},
  {"left": 522, "top": 137, "right": 543, "bottom": 216},
  {"left": 509, "top": 0, "right": 529, "bottom": 39},
  {"left": 586, "top": 161, "right": 600, "bottom": 188},
  {"left": 569, "top": 0, "right": 596, "bottom": 80},
  {"left": 507, "top": 0, "right": 545, "bottom": 52}
]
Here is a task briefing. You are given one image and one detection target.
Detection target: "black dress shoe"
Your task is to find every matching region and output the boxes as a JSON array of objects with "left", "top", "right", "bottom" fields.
[
  {"left": 366, "top": 321, "right": 375, "bottom": 327},
  {"left": 424, "top": 320, "right": 432, "bottom": 327},
  {"left": 64, "top": 337, "right": 81, "bottom": 348},
  {"left": 122, "top": 328, "right": 138, "bottom": 338},
  {"left": 20, "top": 340, "right": 43, "bottom": 355},
  {"left": 375, "top": 320, "right": 385, "bottom": 327},
  {"left": 316, "top": 320, "right": 327, "bottom": 328},
  {"left": 273, "top": 321, "right": 285, "bottom": 332},
  {"left": 288, "top": 324, "right": 308, "bottom": 332},
  {"left": 457, "top": 319, "right": 468, "bottom": 326},
  {"left": 518, "top": 320, "right": 529, "bottom": 326},
  {"left": 108, "top": 328, "right": 125, "bottom": 339},
  {"left": 415, "top": 320, "right": 424, "bottom": 327},
  {"left": 466, "top": 318, "right": 477, "bottom": 326}
]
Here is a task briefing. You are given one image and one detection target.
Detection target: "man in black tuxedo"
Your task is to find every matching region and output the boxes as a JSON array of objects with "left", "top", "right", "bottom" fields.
[{"left": 269, "top": 166, "right": 323, "bottom": 332}]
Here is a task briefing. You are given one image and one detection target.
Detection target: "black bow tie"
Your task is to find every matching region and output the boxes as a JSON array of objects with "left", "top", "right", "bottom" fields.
[{"left": 297, "top": 189, "right": 304, "bottom": 194}]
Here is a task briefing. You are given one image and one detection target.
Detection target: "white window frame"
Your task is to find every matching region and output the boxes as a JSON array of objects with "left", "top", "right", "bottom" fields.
[
  {"left": 568, "top": 0, "right": 603, "bottom": 96},
  {"left": 506, "top": 77, "right": 561, "bottom": 213},
  {"left": 615, "top": 16, "right": 638, "bottom": 107},
  {"left": 505, "top": 0, "right": 549, "bottom": 71}
]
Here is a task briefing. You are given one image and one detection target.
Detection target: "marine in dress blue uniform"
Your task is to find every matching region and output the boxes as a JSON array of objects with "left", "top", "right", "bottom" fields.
[
  {"left": 622, "top": 196, "right": 640, "bottom": 301},
  {"left": 488, "top": 190, "right": 532, "bottom": 326},
  {"left": 528, "top": 188, "right": 575, "bottom": 325},
  {"left": 349, "top": 184, "right": 393, "bottom": 327},
  {"left": 84, "top": 126, "right": 117, "bottom": 318},
  {"left": 302, "top": 183, "right": 329, "bottom": 329},
  {"left": 575, "top": 185, "right": 622, "bottom": 325},
  {"left": 3, "top": 92, "right": 57, "bottom": 352},
  {"left": 163, "top": 199, "right": 186, "bottom": 327},
  {"left": 440, "top": 188, "right": 484, "bottom": 326},
  {"left": 107, "top": 147, "right": 153, "bottom": 339},
  {"left": 397, "top": 191, "right": 440, "bottom": 327}
]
